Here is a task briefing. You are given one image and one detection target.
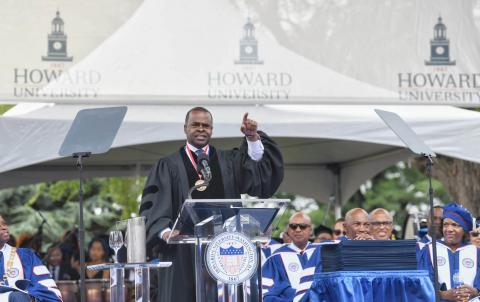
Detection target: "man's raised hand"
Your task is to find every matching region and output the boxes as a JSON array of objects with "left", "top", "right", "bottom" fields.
[{"left": 240, "top": 113, "right": 259, "bottom": 141}]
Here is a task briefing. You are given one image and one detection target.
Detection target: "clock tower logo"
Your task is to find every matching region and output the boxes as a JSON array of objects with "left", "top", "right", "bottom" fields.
[
  {"left": 42, "top": 10, "right": 73, "bottom": 62},
  {"left": 207, "top": 17, "right": 292, "bottom": 100},
  {"left": 425, "top": 16, "right": 455, "bottom": 66},
  {"left": 235, "top": 18, "right": 263, "bottom": 65}
]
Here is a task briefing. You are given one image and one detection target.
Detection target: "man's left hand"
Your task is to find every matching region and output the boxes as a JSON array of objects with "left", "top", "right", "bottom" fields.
[
  {"left": 354, "top": 234, "right": 374, "bottom": 240},
  {"left": 240, "top": 113, "right": 259, "bottom": 141},
  {"left": 457, "top": 284, "right": 479, "bottom": 301}
]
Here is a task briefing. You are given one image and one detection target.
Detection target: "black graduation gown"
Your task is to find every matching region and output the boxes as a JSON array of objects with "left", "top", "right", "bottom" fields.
[{"left": 139, "top": 131, "right": 284, "bottom": 302}]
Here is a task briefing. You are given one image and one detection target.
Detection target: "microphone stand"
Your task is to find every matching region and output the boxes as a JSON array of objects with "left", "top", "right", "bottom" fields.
[
  {"left": 57, "top": 106, "right": 126, "bottom": 302},
  {"left": 74, "top": 151, "right": 91, "bottom": 302},
  {"left": 187, "top": 178, "right": 210, "bottom": 302},
  {"left": 373, "top": 109, "right": 439, "bottom": 301},
  {"left": 187, "top": 157, "right": 212, "bottom": 302}
]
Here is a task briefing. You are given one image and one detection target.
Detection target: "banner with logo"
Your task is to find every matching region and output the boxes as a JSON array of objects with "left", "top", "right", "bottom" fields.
[{"left": 1, "top": 0, "right": 480, "bottom": 105}]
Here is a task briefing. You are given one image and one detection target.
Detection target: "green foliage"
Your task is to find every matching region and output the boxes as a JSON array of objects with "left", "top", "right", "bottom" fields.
[
  {"left": 99, "top": 177, "right": 144, "bottom": 220},
  {"left": 0, "top": 185, "right": 37, "bottom": 211},
  {"left": 0, "top": 177, "right": 143, "bottom": 251}
]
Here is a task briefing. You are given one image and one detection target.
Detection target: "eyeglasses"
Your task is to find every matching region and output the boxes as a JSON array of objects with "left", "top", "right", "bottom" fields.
[
  {"left": 471, "top": 231, "right": 480, "bottom": 237},
  {"left": 289, "top": 223, "right": 311, "bottom": 230},
  {"left": 370, "top": 221, "right": 393, "bottom": 227},
  {"left": 334, "top": 230, "right": 346, "bottom": 236}
]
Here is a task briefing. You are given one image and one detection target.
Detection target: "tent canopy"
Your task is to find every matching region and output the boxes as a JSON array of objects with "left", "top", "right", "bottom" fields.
[
  {"left": 1, "top": 104, "right": 480, "bottom": 206},
  {"left": 2, "top": 1, "right": 480, "bottom": 106}
]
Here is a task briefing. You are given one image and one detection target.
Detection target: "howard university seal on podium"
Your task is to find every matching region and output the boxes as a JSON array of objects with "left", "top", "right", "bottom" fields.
[{"left": 205, "top": 232, "right": 257, "bottom": 284}]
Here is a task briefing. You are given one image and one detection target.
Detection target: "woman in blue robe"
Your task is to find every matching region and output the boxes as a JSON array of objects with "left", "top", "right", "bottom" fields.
[{"left": 419, "top": 203, "right": 480, "bottom": 301}]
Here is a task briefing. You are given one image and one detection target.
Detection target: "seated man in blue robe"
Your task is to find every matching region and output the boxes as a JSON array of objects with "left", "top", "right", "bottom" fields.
[
  {"left": 291, "top": 246, "right": 323, "bottom": 302},
  {"left": 338, "top": 208, "right": 374, "bottom": 241},
  {"left": 418, "top": 203, "right": 480, "bottom": 302},
  {"left": 0, "top": 215, "right": 62, "bottom": 302},
  {"left": 262, "top": 212, "right": 318, "bottom": 302},
  {"left": 368, "top": 208, "right": 393, "bottom": 240}
]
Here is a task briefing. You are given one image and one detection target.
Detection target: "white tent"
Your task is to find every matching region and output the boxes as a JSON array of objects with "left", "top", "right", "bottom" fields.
[
  {"left": 3, "top": 1, "right": 480, "bottom": 106},
  {"left": 38, "top": 0, "right": 397, "bottom": 104},
  {"left": 2, "top": 104, "right": 480, "bottom": 216}
]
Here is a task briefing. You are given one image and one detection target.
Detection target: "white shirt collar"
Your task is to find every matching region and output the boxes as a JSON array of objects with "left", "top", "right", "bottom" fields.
[
  {"left": 288, "top": 242, "right": 310, "bottom": 253},
  {"left": 186, "top": 142, "right": 209, "bottom": 153},
  {"left": 0, "top": 243, "right": 10, "bottom": 253},
  {"left": 186, "top": 142, "right": 199, "bottom": 152}
]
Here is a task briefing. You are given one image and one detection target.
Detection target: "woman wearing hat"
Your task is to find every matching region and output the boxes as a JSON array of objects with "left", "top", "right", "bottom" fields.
[{"left": 419, "top": 203, "right": 480, "bottom": 302}]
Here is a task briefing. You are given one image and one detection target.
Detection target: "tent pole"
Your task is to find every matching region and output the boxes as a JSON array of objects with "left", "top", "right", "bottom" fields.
[
  {"left": 329, "top": 164, "right": 342, "bottom": 219},
  {"left": 334, "top": 171, "right": 342, "bottom": 219}
]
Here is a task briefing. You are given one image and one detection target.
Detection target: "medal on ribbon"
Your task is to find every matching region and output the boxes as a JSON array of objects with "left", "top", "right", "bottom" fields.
[
  {"left": 185, "top": 145, "right": 209, "bottom": 191},
  {"left": 195, "top": 179, "right": 207, "bottom": 191}
]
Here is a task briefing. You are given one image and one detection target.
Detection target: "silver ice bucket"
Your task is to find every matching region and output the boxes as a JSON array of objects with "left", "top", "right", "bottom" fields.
[{"left": 125, "top": 216, "right": 146, "bottom": 263}]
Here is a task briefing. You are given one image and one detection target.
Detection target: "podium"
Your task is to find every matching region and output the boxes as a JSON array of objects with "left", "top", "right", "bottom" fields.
[{"left": 168, "top": 199, "right": 289, "bottom": 302}]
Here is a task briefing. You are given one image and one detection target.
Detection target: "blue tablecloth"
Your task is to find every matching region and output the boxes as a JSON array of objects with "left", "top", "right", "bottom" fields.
[{"left": 307, "top": 270, "right": 434, "bottom": 302}]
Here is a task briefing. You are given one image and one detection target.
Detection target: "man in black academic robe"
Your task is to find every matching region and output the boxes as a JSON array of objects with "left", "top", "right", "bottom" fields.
[{"left": 139, "top": 107, "right": 284, "bottom": 302}]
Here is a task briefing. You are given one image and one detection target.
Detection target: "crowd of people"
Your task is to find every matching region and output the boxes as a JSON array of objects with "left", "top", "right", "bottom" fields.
[
  {"left": 261, "top": 203, "right": 480, "bottom": 302},
  {"left": 0, "top": 220, "right": 116, "bottom": 301},
  {"left": 9, "top": 231, "right": 113, "bottom": 283}
]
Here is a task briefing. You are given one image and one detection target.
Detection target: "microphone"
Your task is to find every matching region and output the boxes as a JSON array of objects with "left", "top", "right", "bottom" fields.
[{"left": 197, "top": 153, "right": 212, "bottom": 182}]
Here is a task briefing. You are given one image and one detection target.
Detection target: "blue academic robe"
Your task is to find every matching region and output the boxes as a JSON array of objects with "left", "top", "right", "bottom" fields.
[
  {"left": 421, "top": 235, "right": 432, "bottom": 244},
  {"left": 0, "top": 244, "right": 62, "bottom": 302},
  {"left": 261, "top": 240, "right": 285, "bottom": 266},
  {"left": 293, "top": 241, "right": 340, "bottom": 302},
  {"left": 292, "top": 246, "right": 323, "bottom": 302},
  {"left": 416, "top": 241, "right": 427, "bottom": 263},
  {"left": 418, "top": 241, "right": 480, "bottom": 301},
  {"left": 262, "top": 243, "right": 319, "bottom": 302}
]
